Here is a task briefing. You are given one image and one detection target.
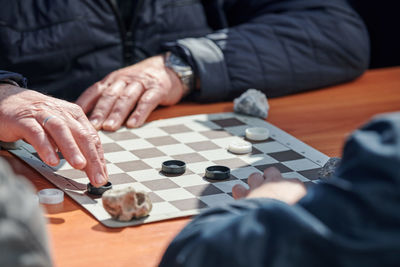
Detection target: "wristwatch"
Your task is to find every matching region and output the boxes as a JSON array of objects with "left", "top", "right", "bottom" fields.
[{"left": 164, "top": 51, "right": 194, "bottom": 95}]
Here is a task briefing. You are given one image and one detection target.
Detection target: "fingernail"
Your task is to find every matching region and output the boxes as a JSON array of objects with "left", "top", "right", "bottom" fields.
[
  {"left": 72, "top": 155, "right": 85, "bottom": 167},
  {"left": 48, "top": 154, "right": 59, "bottom": 166},
  {"left": 95, "top": 173, "right": 106, "bottom": 185},
  {"left": 104, "top": 119, "right": 115, "bottom": 129},
  {"left": 90, "top": 119, "right": 99, "bottom": 127},
  {"left": 127, "top": 118, "right": 136, "bottom": 127}
]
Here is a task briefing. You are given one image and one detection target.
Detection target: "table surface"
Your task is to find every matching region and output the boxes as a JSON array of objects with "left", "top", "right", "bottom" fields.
[{"left": 1, "top": 67, "right": 400, "bottom": 267}]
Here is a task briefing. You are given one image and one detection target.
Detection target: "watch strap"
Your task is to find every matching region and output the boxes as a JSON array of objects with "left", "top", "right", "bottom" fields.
[{"left": 164, "top": 52, "right": 195, "bottom": 95}]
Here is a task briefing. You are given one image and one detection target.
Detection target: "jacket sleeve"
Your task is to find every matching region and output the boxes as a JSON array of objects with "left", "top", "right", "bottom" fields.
[
  {"left": 159, "top": 112, "right": 400, "bottom": 267},
  {"left": 165, "top": 0, "right": 369, "bottom": 102},
  {"left": 0, "top": 71, "right": 27, "bottom": 87}
]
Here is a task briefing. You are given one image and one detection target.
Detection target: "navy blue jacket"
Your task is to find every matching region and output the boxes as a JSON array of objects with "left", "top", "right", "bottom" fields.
[
  {"left": 0, "top": 0, "right": 368, "bottom": 102},
  {"left": 160, "top": 112, "right": 400, "bottom": 267}
]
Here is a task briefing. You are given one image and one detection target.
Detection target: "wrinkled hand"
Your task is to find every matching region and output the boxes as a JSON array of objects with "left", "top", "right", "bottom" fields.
[
  {"left": 76, "top": 55, "right": 186, "bottom": 131},
  {"left": 0, "top": 84, "right": 108, "bottom": 187},
  {"left": 232, "top": 167, "right": 307, "bottom": 205}
]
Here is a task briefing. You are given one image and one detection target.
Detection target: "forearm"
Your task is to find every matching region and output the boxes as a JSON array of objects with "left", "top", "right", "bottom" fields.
[
  {"left": 299, "top": 112, "right": 400, "bottom": 234},
  {"left": 161, "top": 112, "right": 400, "bottom": 266},
  {"left": 165, "top": 0, "right": 369, "bottom": 102},
  {"left": 160, "top": 199, "right": 316, "bottom": 267}
]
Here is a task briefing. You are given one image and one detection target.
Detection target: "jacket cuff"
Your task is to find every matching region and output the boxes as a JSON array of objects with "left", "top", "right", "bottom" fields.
[
  {"left": 0, "top": 71, "right": 27, "bottom": 88},
  {"left": 164, "top": 38, "right": 231, "bottom": 102}
]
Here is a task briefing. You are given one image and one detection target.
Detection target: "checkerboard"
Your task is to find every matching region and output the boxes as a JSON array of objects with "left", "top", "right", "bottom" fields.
[{"left": 10, "top": 112, "right": 329, "bottom": 228}]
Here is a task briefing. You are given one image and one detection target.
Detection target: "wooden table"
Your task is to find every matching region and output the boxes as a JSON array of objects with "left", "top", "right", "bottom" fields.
[{"left": 1, "top": 67, "right": 400, "bottom": 267}]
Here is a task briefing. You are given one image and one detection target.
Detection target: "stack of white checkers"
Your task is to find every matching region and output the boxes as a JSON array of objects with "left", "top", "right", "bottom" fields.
[
  {"left": 9, "top": 112, "right": 329, "bottom": 228},
  {"left": 228, "top": 127, "right": 270, "bottom": 154}
]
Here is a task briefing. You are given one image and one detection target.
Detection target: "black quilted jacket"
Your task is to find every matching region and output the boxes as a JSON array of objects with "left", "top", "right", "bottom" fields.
[{"left": 0, "top": 0, "right": 369, "bottom": 102}]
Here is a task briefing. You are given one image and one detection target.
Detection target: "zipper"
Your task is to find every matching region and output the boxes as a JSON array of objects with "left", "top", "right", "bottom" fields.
[
  {"left": 127, "top": 0, "right": 145, "bottom": 63},
  {"left": 106, "top": 0, "right": 144, "bottom": 66},
  {"left": 129, "top": 0, "right": 145, "bottom": 33}
]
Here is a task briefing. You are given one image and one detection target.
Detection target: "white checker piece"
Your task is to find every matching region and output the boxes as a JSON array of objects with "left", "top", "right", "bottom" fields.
[
  {"left": 211, "top": 136, "right": 245, "bottom": 149},
  {"left": 10, "top": 112, "right": 329, "bottom": 228}
]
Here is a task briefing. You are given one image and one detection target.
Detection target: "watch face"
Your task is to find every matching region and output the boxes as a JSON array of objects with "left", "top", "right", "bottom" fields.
[
  {"left": 166, "top": 53, "right": 193, "bottom": 76},
  {"left": 169, "top": 53, "right": 184, "bottom": 66},
  {"left": 165, "top": 52, "right": 194, "bottom": 91}
]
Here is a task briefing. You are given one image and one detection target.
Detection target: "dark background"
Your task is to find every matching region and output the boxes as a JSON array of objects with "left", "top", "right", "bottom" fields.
[{"left": 348, "top": 0, "right": 400, "bottom": 68}]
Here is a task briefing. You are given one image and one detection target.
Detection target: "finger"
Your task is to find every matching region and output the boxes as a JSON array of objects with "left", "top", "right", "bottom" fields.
[
  {"left": 76, "top": 81, "right": 108, "bottom": 114},
  {"left": 38, "top": 114, "right": 87, "bottom": 170},
  {"left": 263, "top": 167, "right": 283, "bottom": 181},
  {"left": 232, "top": 184, "right": 249, "bottom": 200},
  {"left": 247, "top": 172, "right": 265, "bottom": 190},
  {"left": 88, "top": 80, "right": 126, "bottom": 130},
  {"left": 126, "top": 89, "right": 162, "bottom": 128},
  {"left": 80, "top": 116, "right": 107, "bottom": 169},
  {"left": 17, "top": 119, "right": 59, "bottom": 166},
  {"left": 46, "top": 134, "right": 59, "bottom": 152},
  {"left": 74, "top": 115, "right": 108, "bottom": 187},
  {"left": 102, "top": 81, "right": 144, "bottom": 131}
]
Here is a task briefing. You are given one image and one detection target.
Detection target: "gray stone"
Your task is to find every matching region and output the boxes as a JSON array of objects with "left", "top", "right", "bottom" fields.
[
  {"left": 318, "top": 157, "right": 341, "bottom": 179},
  {"left": 234, "top": 89, "right": 269, "bottom": 119},
  {"left": 102, "top": 187, "right": 152, "bottom": 221}
]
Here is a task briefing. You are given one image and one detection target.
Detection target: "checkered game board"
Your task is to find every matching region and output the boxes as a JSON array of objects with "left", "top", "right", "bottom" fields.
[{"left": 10, "top": 112, "right": 329, "bottom": 228}]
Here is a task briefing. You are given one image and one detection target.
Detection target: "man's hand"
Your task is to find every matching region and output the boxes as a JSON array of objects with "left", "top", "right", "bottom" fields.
[
  {"left": 0, "top": 84, "right": 108, "bottom": 187},
  {"left": 232, "top": 167, "right": 307, "bottom": 205},
  {"left": 76, "top": 55, "right": 186, "bottom": 131}
]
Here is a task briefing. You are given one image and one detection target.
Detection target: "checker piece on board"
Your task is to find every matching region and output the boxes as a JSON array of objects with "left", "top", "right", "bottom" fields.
[
  {"left": 205, "top": 165, "right": 231, "bottom": 180},
  {"left": 245, "top": 127, "right": 270, "bottom": 141},
  {"left": 162, "top": 160, "right": 186, "bottom": 174},
  {"left": 38, "top": 188, "right": 64, "bottom": 204},
  {"left": 228, "top": 140, "right": 252, "bottom": 154},
  {"left": 87, "top": 182, "right": 113, "bottom": 195}
]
